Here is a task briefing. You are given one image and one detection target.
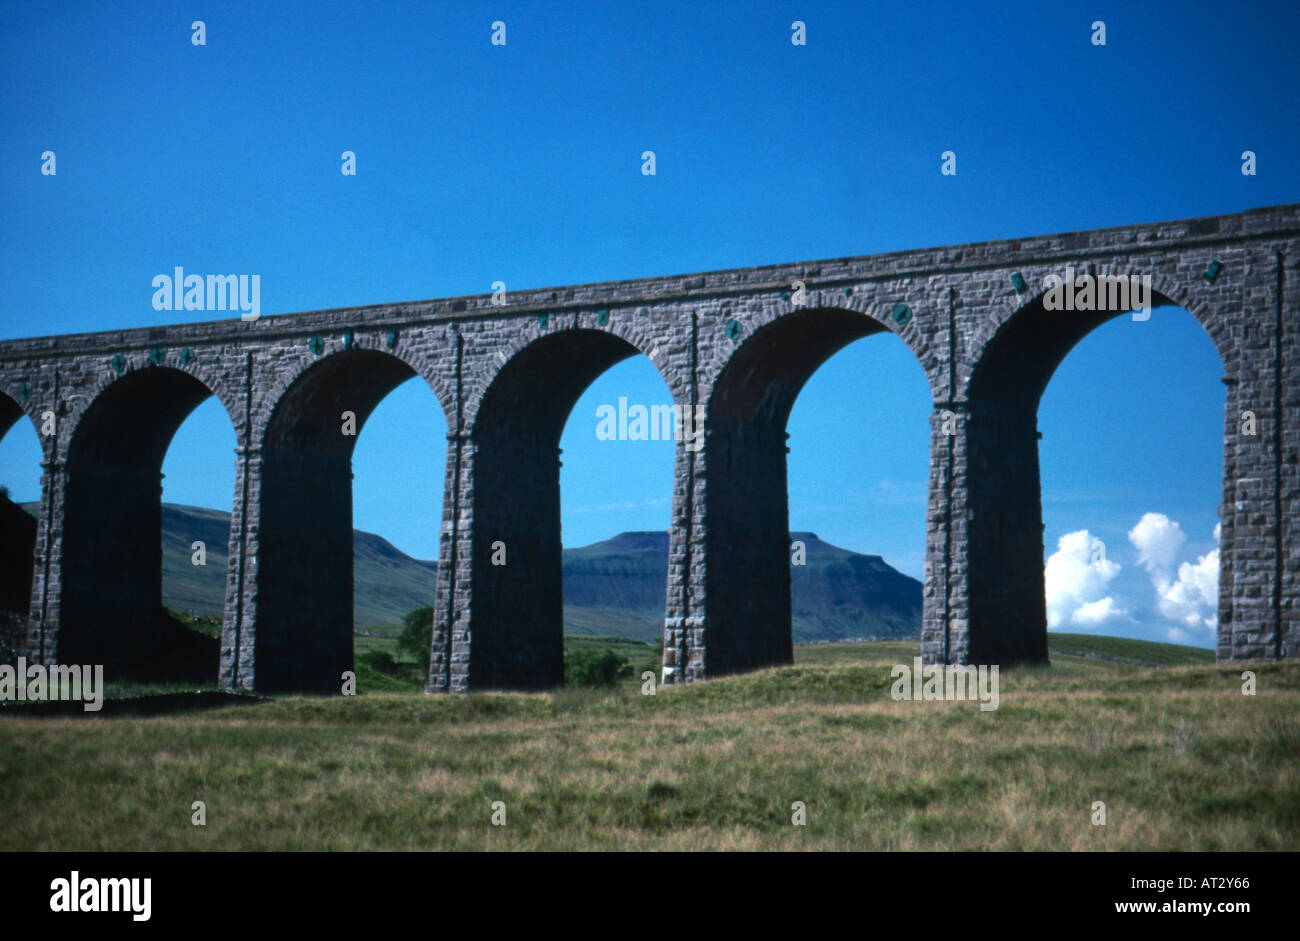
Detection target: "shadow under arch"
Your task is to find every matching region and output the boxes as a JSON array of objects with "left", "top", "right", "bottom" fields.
[
  {"left": 465, "top": 328, "right": 648, "bottom": 690},
  {"left": 61, "top": 366, "right": 232, "bottom": 681},
  {"left": 254, "top": 348, "right": 435, "bottom": 693},
  {"left": 961, "top": 284, "right": 1227, "bottom": 664},
  {"left": 703, "top": 306, "right": 895, "bottom": 677}
]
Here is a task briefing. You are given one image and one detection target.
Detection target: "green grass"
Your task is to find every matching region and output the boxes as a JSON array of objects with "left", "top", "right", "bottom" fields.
[
  {"left": 563, "top": 634, "right": 659, "bottom": 691},
  {"left": 350, "top": 629, "right": 660, "bottom": 694},
  {"left": 352, "top": 624, "right": 402, "bottom": 658},
  {"left": 352, "top": 658, "right": 423, "bottom": 694},
  {"left": 2, "top": 638, "right": 1295, "bottom": 851},
  {"left": 1046, "top": 632, "right": 1215, "bottom": 666}
]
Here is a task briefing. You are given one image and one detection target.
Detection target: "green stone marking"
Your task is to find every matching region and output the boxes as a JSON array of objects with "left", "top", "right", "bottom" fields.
[
  {"left": 843, "top": 286, "right": 853, "bottom": 297},
  {"left": 308, "top": 336, "right": 324, "bottom": 355},
  {"left": 386, "top": 329, "right": 398, "bottom": 349},
  {"left": 782, "top": 292, "right": 790, "bottom": 302},
  {"left": 17, "top": 383, "right": 31, "bottom": 402},
  {"left": 110, "top": 354, "right": 126, "bottom": 373},
  {"left": 596, "top": 309, "right": 609, "bottom": 326},
  {"left": 725, "top": 320, "right": 742, "bottom": 340},
  {"left": 538, "top": 314, "right": 549, "bottom": 329},
  {"left": 180, "top": 348, "right": 196, "bottom": 366},
  {"left": 892, "top": 304, "right": 912, "bottom": 326},
  {"left": 1010, "top": 271, "right": 1027, "bottom": 294},
  {"left": 1205, "top": 260, "right": 1222, "bottom": 283},
  {"left": 149, "top": 347, "right": 165, "bottom": 365},
  {"left": 343, "top": 329, "right": 355, "bottom": 350}
]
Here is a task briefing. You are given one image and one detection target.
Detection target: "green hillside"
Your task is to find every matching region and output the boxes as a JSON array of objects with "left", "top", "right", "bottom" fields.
[
  {"left": 562, "top": 530, "right": 923, "bottom": 643},
  {"left": 10, "top": 504, "right": 1225, "bottom": 662},
  {"left": 17, "top": 501, "right": 442, "bottom": 628},
  {"left": 157, "top": 503, "right": 441, "bottom": 627},
  {"left": 39, "top": 504, "right": 925, "bottom": 641},
  {"left": 1046, "top": 631, "right": 1215, "bottom": 666}
]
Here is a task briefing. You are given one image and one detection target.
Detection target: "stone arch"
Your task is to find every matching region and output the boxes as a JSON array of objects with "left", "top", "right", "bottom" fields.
[
  {"left": 697, "top": 290, "right": 942, "bottom": 410},
  {"left": 59, "top": 364, "right": 237, "bottom": 681},
  {"left": 0, "top": 385, "right": 51, "bottom": 457},
  {"left": 700, "top": 304, "right": 930, "bottom": 676},
  {"left": 252, "top": 331, "right": 457, "bottom": 443},
  {"left": 460, "top": 313, "right": 687, "bottom": 431},
  {"left": 966, "top": 268, "right": 1234, "bottom": 406},
  {"left": 64, "top": 357, "right": 242, "bottom": 454},
  {"left": 708, "top": 305, "right": 900, "bottom": 423},
  {"left": 958, "top": 267, "right": 1232, "bottom": 664},
  {"left": 460, "top": 324, "right": 672, "bottom": 689},
  {"left": 253, "top": 346, "right": 445, "bottom": 693}
]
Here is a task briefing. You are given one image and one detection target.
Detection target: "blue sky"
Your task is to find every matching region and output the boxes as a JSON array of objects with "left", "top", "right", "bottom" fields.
[{"left": 1, "top": 0, "right": 1296, "bottom": 646}]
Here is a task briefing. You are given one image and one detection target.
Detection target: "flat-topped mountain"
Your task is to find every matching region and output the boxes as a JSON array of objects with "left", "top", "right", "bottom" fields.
[
  {"left": 7, "top": 502, "right": 922, "bottom": 642},
  {"left": 563, "top": 530, "right": 921, "bottom": 642}
]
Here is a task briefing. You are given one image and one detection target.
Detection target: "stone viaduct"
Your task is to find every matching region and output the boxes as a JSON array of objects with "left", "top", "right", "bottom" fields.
[{"left": 1, "top": 203, "right": 1297, "bottom": 693}]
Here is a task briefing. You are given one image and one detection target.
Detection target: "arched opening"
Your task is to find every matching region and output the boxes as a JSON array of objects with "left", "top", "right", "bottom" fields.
[
  {"left": 558, "top": 355, "right": 676, "bottom": 673},
  {"left": 966, "top": 281, "right": 1228, "bottom": 663},
  {"left": 157, "top": 398, "right": 237, "bottom": 671},
  {"left": 61, "top": 367, "right": 235, "bottom": 683},
  {"left": 0, "top": 395, "right": 42, "bottom": 664},
  {"left": 786, "top": 332, "right": 931, "bottom": 644},
  {"left": 351, "top": 375, "right": 448, "bottom": 686},
  {"left": 706, "top": 307, "right": 927, "bottom": 675},
  {"left": 467, "top": 328, "right": 656, "bottom": 690},
  {"left": 1038, "top": 306, "right": 1225, "bottom": 649},
  {"left": 256, "top": 349, "right": 441, "bottom": 693}
]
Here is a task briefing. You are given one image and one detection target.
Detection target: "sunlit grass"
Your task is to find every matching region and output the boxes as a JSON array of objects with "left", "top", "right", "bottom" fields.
[{"left": 1, "top": 640, "right": 1295, "bottom": 851}]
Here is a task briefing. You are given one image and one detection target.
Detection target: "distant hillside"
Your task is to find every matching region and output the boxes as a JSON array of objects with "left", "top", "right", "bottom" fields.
[
  {"left": 564, "top": 531, "right": 922, "bottom": 643},
  {"left": 152, "top": 504, "right": 441, "bottom": 627},
  {"left": 14, "top": 501, "right": 441, "bottom": 629},
  {"left": 11, "top": 504, "right": 923, "bottom": 641}
]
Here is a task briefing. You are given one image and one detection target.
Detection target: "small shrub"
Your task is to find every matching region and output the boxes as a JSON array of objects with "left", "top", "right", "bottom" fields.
[
  {"left": 397, "top": 605, "right": 434, "bottom": 675},
  {"left": 565, "top": 647, "right": 633, "bottom": 687},
  {"left": 359, "top": 649, "right": 402, "bottom": 677}
]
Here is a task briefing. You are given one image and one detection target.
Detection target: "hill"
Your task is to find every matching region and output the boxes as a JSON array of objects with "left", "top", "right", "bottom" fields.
[
  {"left": 12, "top": 503, "right": 923, "bottom": 641},
  {"left": 563, "top": 530, "right": 922, "bottom": 642},
  {"left": 150, "top": 503, "right": 443, "bottom": 628}
]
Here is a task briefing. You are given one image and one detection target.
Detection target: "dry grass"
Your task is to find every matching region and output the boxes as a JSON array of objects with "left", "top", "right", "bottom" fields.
[{"left": 1, "top": 641, "right": 1296, "bottom": 851}]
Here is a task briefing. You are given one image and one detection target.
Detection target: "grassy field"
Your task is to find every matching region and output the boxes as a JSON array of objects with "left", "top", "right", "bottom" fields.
[{"left": 2, "top": 636, "right": 1296, "bottom": 851}]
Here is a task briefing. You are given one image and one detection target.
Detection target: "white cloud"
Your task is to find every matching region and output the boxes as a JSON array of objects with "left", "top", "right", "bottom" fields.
[
  {"left": 1157, "top": 549, "right": 1219, "bottom": 639},
  {"left": 1073, "top": 597, "right": 1123, "bottom": 626},
  {"left": 1127, "top": 512, "right": 1186, "bottom": 589},
  {"left": 1045, "top": 529, "right": 1126, "bottom": 629},
  {"left": 1128, "top": 514, "right": 1220, "bottom": 644}
]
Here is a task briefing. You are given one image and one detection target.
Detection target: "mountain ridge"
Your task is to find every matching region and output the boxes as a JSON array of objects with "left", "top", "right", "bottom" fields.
[{"left": 14, "top": 502, "right": 923, "bottom": 642}]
